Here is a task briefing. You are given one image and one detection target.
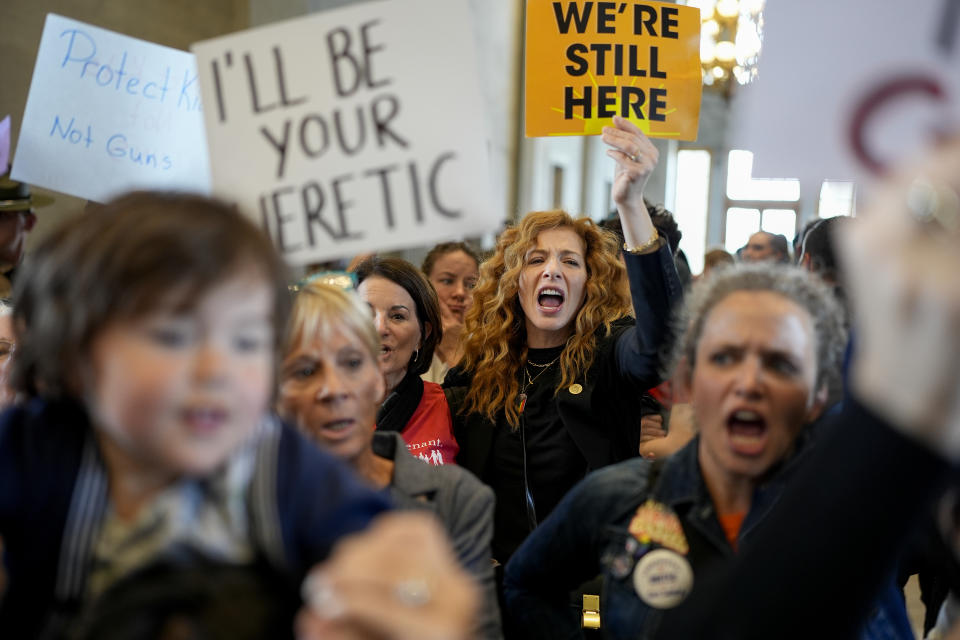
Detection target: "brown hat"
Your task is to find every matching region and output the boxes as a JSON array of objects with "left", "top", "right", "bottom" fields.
[{"left": 0, "top": 174, "right": 54, "bottom": 212}]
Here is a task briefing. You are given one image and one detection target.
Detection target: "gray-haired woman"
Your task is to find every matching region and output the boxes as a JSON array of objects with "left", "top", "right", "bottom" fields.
[{"left": 503, "top": 264, "right": 846, "bottom": 639}]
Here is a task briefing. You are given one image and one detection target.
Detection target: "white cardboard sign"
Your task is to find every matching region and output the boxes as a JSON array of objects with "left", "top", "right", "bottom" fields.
[
  {"left": 192, "top": 0, "right": 497, "bottom": 265},
  {"left": 730, "top": 0, "right": 960, "bottom": 188},
  {"left": 11, "top": 14, "right": 211, "bottom": 202}
]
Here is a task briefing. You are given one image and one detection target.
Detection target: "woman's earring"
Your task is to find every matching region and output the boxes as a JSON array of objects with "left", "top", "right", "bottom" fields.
[{"left": 413, "top": 349, "right": 419, "bottom": 363}]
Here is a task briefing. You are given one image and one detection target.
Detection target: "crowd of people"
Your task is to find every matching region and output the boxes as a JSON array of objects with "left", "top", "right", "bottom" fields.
[{"left": 0, "top": 114, "right": 959, "bottom": 640}]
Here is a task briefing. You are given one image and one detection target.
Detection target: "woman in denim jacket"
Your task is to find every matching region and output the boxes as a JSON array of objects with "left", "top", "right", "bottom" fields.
[{"left": 504, "top": 264, "right": 847, "bottom": 639}]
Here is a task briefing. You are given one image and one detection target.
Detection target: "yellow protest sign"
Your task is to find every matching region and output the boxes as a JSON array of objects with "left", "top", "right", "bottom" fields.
[{"left": 525, "top": 1, "right": 702, "bottom": 140}]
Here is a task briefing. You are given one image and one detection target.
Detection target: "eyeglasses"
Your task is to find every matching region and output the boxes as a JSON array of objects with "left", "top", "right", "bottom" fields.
[
  {"left": 0, "top": 340, "right": 14, "bottom": 359},
  {"left": 289, "top": 271, "right": 357, "bottom": 293}
]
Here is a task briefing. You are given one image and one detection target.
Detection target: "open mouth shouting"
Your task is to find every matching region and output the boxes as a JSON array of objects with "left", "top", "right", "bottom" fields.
[
  {"left": 726, "top": 409, "right": 768, "bottom": 456},
  {"left": 517, "top": 227, "right": 588, "bottom": 346},
  {"left": 536, "top": 286, "right": 566, "bottom": 315}
]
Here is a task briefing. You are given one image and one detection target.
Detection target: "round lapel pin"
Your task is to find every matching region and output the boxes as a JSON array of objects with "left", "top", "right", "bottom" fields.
[{"left": 632, "top": 548, "right": 694, "bottom": 609}]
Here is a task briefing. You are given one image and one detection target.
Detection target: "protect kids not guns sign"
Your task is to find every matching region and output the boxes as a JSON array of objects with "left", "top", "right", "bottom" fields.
[
  {"left": 12, "top": 14, "right": 210, "bottom": 202},
  {"left": 192, "top": 0, "right": 497, "bottom": 266},
  {"left": 525, "top": 0, "right": 702, "bottom": 139}
]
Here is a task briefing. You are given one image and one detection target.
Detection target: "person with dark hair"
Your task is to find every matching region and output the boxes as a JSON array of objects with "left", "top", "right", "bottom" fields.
[
  {"left": 0, "top": 191, "right": 390, "bottom": 637},
  {"left": 421, "top": 242, "right": 481, "bottom": 384},
  {"left": 674, "top": 249, "right": 693, "bottom": 290},
  {"left": 800, "top": 216, "right": 854, "bottom": 334},
  {"left": 0, "top": 174, "right": 50, "bottom": 298},
  {"left": 793, "top": 218, "right": 822, "bottom": 264},
  {"left": 355, "top": 256, "right": 458, "bottom": 465},
  {"left": 742, "top": 231, "right": 791, "bottom": 264},
  {"left": 799, "top": 216, "right": 852, "bottom": 286}
]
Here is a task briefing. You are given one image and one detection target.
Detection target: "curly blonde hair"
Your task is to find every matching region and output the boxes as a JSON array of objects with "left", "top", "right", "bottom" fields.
[{"left": 459, "top": 210, "right": 631, "bottom": 428}]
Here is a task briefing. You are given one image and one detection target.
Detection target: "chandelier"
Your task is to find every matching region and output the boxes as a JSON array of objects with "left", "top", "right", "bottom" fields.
[{"left": 682, "top": 0, "right": 765, "bottom": 91}]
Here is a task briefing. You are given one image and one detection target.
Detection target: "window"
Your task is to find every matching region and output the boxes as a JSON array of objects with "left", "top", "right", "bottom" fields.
[
  {"left": 761, "top": 209, "right": 797, "bottom": 239},
  {"left": 724, "top": 207, "right": 760, "bottom": 254},
  {"left": 723, "top": 150, "right": 801, "bottom": 255},
  {"left": 726, "top": 150, "right": 799, "bottom": 201},
  {"left": 818, "top": 181, "right": 855, "bottom": 217},
  {"left": 673, "top": 149, "right": 711, "bottom": 274}
]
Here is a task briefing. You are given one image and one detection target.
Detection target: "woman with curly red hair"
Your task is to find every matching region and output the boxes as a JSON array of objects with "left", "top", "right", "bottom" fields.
[{"left": 443, "top": 117, "right": 683, "bottom": 566}]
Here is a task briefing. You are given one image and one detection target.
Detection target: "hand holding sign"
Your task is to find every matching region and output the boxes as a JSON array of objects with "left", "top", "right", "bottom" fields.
[
  {"left": 603, "top": 115, "right": 659, "bottom": 247},
  {"left": 604, "top": 115, "right": 659, "bottom": 206}
]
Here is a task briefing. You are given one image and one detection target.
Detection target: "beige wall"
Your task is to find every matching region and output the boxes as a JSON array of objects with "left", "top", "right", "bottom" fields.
[{"left": 0, "top": 0, "right": 249, "bottom": 249}]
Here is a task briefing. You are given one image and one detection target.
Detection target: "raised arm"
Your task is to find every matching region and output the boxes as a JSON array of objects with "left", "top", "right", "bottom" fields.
[
  {"left": 603, "top": 116, "right": 659, "bottom": 249},
  {"left": 601, "top": 116, "right": 683, "bottom": 386}
]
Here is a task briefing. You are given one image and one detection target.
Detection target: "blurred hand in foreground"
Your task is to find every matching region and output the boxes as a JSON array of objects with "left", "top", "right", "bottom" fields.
[
  {"left": 839, "top": 135, "right": 960, "bottom": 461},
  {"left": 297, "top": 512, "right": 479, "bottom": 640}
]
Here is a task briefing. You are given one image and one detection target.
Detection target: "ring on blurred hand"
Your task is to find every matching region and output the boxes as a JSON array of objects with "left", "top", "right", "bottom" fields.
[
  {"left": 906, "top": 177, "right": 960, "bottom": 233},
  {"left": 302, "top": 574, "right": 345, "bottom": 619},
  {"left": 628, "top": 153, "right": 638, "bottom": 162},
  {"left": 393, "top": 578, "right": 432, "bottom": 607}
]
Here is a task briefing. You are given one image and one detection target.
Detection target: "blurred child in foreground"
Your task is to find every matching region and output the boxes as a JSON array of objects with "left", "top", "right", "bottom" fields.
[{"left": 0, "top": 192, "right": 391, "bottom": 637}]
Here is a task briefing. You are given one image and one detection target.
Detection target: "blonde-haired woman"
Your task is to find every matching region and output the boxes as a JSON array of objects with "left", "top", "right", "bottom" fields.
[
  {"left": 444, "top": 117, "right": 683, "bottom": 566},
  {"left": 278, "top": 282, "right": 502, "bottom": 638}
]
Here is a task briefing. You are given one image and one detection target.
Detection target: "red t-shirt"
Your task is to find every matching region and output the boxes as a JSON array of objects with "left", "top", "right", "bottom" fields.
[
  {"left": 398, "top": 381, "right": 459, "bottom": 465},
  {"left": 647, "top": 380, "right": 673, "bottom": 410}
]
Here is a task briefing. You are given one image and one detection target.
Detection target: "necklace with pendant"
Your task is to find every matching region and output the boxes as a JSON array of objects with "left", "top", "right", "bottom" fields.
[{"left": 517, "top": 354, "right": 560, "bottom": 414}]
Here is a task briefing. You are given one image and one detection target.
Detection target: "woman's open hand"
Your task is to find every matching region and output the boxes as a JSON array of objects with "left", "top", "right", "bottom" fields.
[{"left": 297, "top": 512, "right": 479, "bottom": 640}]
